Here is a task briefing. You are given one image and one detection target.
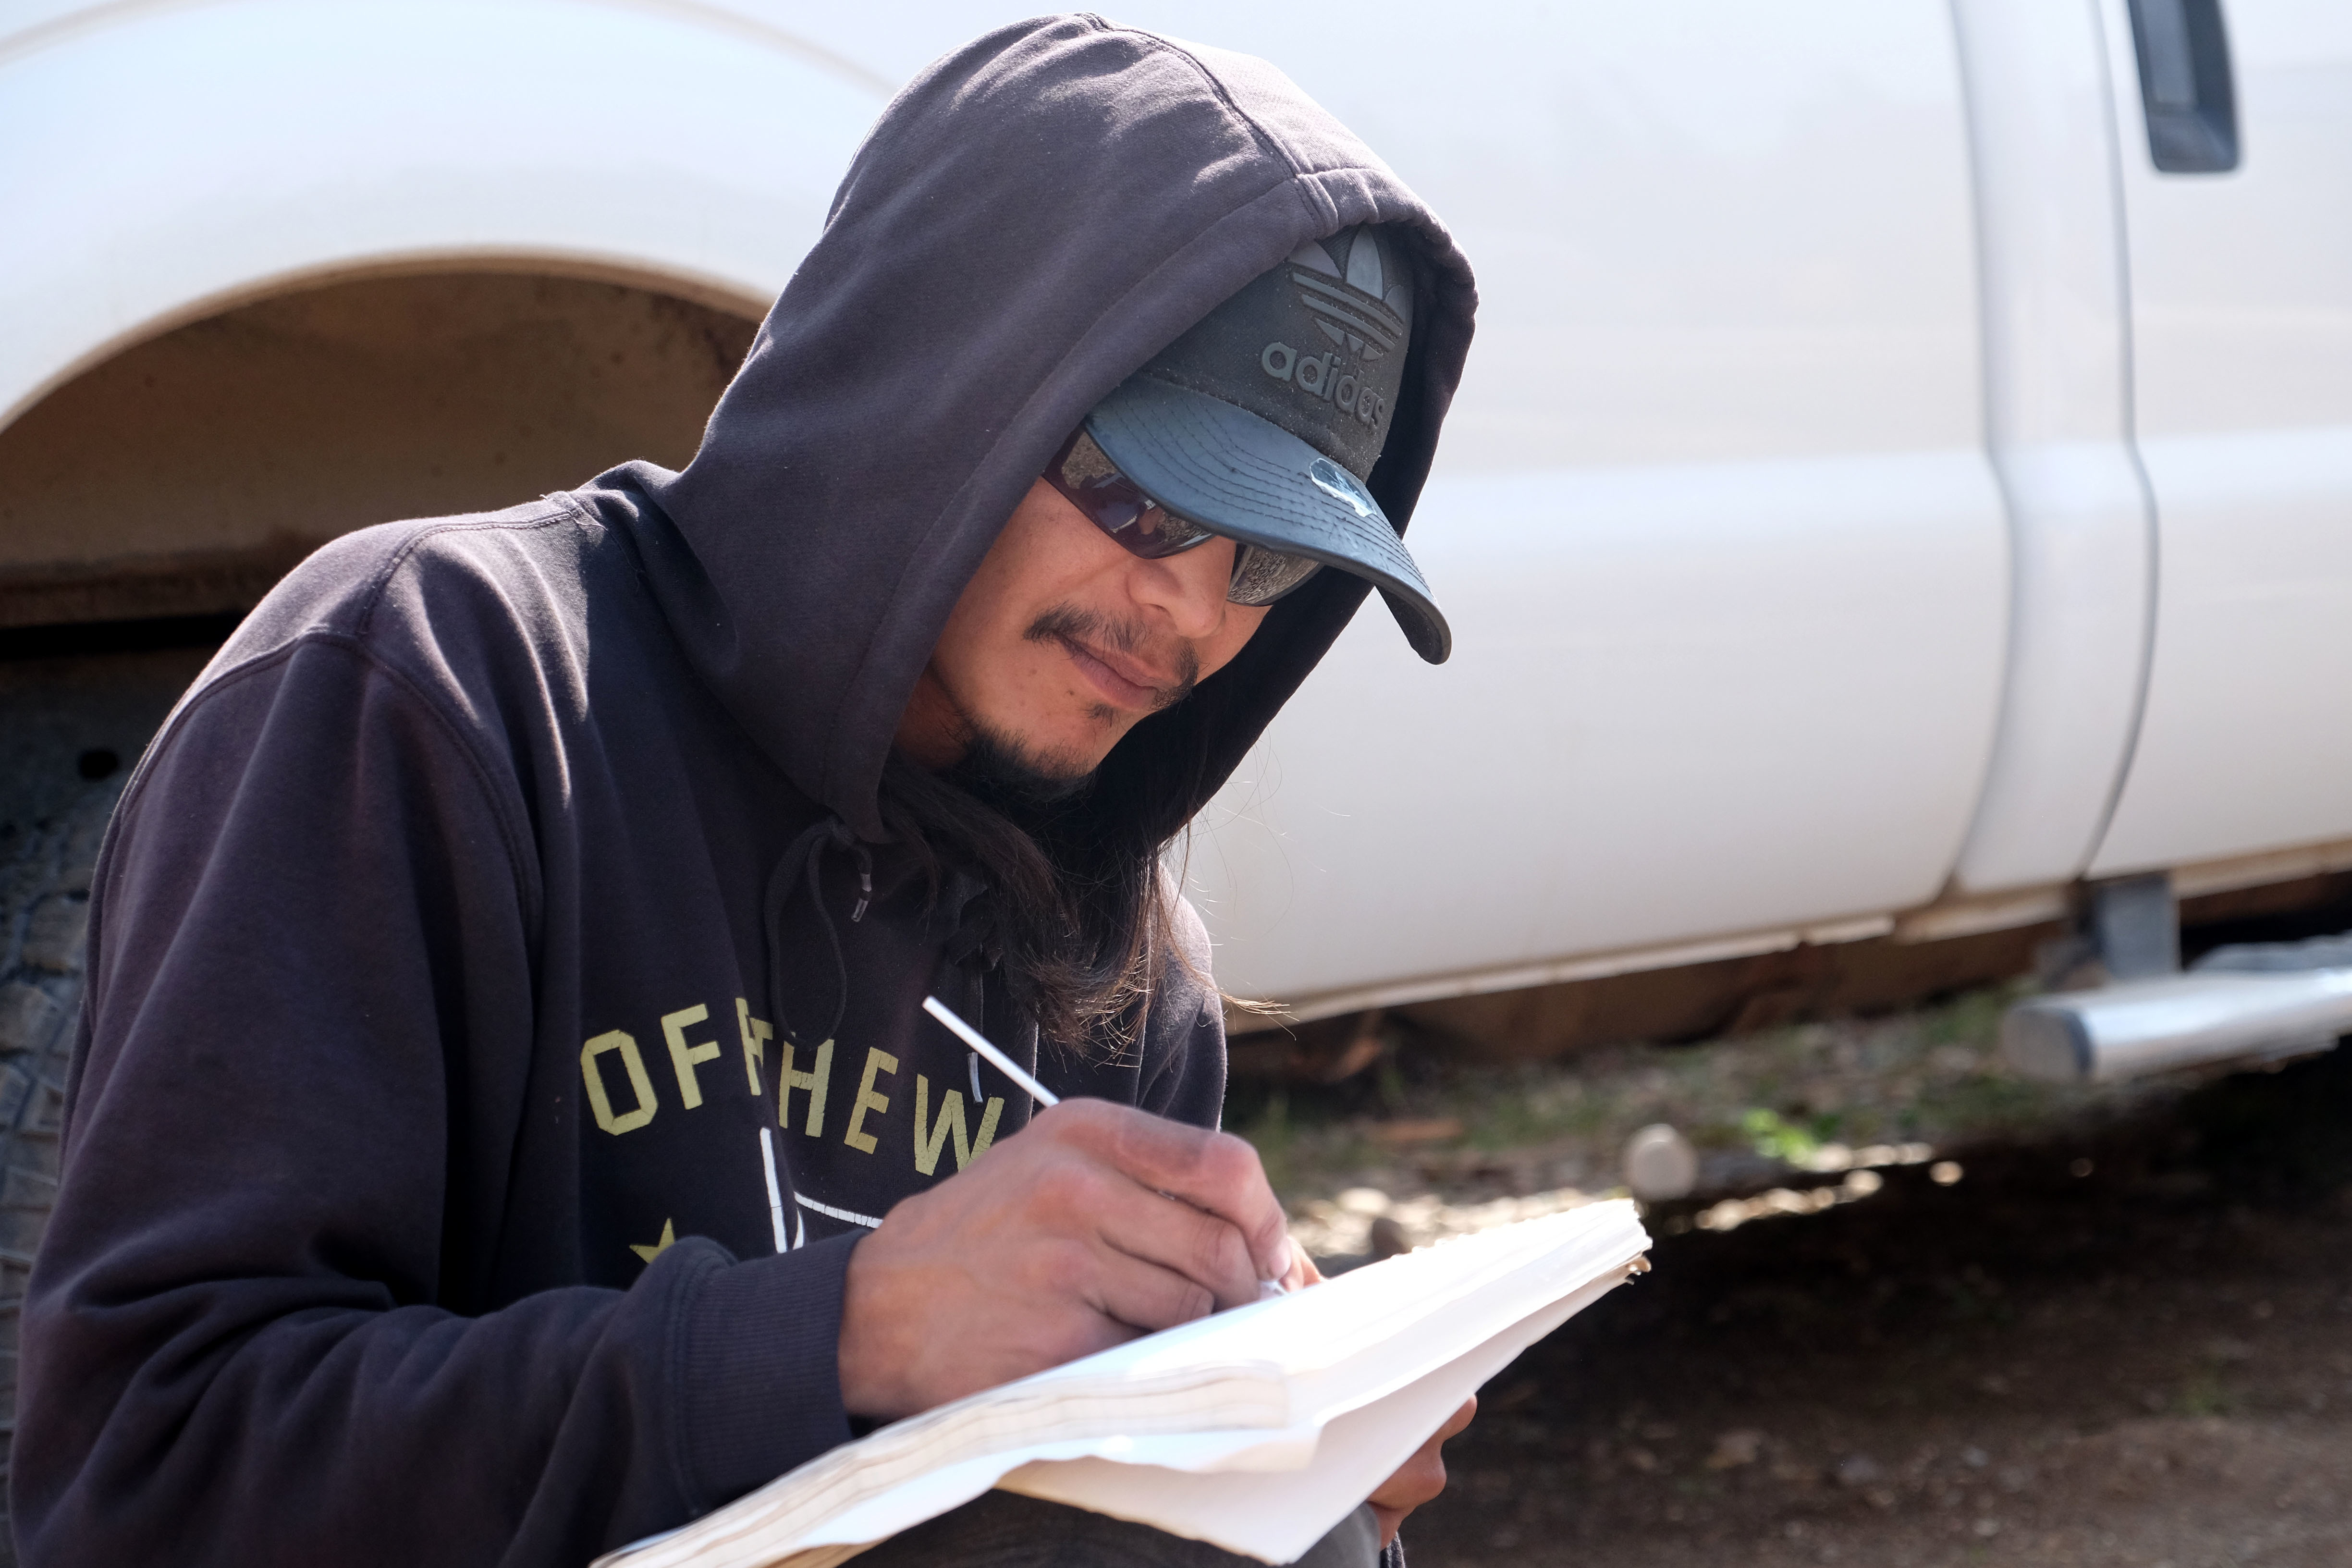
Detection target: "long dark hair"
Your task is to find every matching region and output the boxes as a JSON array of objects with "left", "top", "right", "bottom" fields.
[{"left": 874, "top": 749, "right": 1176, "bottom": 1052}]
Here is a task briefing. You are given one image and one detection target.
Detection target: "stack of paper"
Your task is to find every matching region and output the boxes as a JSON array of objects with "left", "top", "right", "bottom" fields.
[{"left": 602, "top": 1199, "right": 1651, "bottom": 1568}]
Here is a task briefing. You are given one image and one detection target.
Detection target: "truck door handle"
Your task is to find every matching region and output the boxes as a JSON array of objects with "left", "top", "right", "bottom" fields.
[{"left": 2124, "top": 0, "right": 2239, "bottom": 172}]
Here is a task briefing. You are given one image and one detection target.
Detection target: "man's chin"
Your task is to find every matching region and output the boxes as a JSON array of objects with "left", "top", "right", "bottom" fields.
[{"left": 945, "top": 722, "right": 1101, "bottom": 812}]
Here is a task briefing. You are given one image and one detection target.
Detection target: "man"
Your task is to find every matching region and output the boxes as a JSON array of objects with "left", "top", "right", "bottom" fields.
[{"left": 16, "top": 15, "right": 1476, "bottom": 1567}]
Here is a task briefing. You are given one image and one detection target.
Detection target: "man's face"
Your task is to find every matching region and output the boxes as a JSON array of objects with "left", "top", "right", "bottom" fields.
[{"left": 897, "top": 478, "right": 1272, "bottom": 778}]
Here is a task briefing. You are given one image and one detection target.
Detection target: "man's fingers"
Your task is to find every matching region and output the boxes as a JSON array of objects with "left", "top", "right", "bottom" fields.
[
  {"left": 1015, "top": 1133, "right": 1261, "bottom": 1308},
  {"left": 1038, "top": 1102, "right": 1292, "bottom": 1282},
  {"left": 1281, "top": 1239, "right": 1320, "bottom": 1293},
  {"left": 1365, "top": 1396, "right": 1477, "bottom": 1545},
  {"left": 1083, "top": 1243, "right": 1224, "bottom": 1332},
  {"left": 1084, "top": 1168, "right": 1262, "bottom": 1310}
]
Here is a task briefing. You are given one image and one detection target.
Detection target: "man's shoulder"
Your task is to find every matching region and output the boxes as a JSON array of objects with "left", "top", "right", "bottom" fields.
[
  {"left": 168, "top": 491, "right": 664, "bottom": 769},
  {"left": 227, "top": 494, "right": 617, "bottom": 660}
]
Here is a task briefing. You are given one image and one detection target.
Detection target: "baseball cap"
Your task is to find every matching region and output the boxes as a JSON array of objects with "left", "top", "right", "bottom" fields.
[{"left": 1083, "top": 225, "right": 1450, "bottom": 663}]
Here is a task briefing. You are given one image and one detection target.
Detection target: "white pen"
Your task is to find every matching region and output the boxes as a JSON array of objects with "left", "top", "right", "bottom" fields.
[
  {"left": 921, "top": 994, "right": 1059, "bottom": 1106},
  {"left": 919, "top": 994, "right": 1294, "bottom": 1298}
]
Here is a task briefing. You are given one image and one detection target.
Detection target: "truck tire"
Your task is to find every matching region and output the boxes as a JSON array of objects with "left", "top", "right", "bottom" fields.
[{"left": 0, "top": 759, "right": 122, "bottom": 1566}]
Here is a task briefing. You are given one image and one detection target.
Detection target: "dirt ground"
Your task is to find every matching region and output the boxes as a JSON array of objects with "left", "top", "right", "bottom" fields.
[{"left": 1381, "top": 1046, "right": 2352, "bottom": 1567}]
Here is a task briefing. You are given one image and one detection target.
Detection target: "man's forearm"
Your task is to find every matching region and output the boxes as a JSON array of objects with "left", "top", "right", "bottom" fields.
[{"left": 18, "top": 1237, "right": 858, "bottom": 1567}]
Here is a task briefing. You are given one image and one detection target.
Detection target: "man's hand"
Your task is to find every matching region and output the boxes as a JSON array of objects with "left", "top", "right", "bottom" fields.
[
  {"left": 837, "top": 1099, "right": 1305, "bottom": 1418},
  {"left": 1367, "top": 1396, "right": 1477, "bottom": 1545}
]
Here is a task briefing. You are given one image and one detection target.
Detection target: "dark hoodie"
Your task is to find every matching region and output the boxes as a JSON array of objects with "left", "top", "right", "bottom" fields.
[{"left": 15, "top": 15, "right": 1473, "bottom": 1568}]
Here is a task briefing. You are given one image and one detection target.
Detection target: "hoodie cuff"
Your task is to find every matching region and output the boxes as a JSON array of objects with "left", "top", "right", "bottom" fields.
[{"left": 677, "top": 1232, "right": 863, "bottom": 1509}]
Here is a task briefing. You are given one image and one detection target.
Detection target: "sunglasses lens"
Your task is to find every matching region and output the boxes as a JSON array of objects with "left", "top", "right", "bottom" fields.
[
  {"left": 1044, "top": 428, "right": 1321, "bottom": 606},
  {"left": 1047, "top": 430, "right": 1213, "bottom": 559},
  {"left": 1227, "top": 544, "right": 1323, "bottom": 607}
]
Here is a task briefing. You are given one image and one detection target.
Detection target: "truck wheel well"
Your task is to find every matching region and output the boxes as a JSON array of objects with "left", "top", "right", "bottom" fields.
[{"left": 0, "top": 270, "right": 760, "bottom": 630}]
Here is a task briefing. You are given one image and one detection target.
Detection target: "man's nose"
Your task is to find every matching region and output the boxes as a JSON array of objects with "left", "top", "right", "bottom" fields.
[{"left": 1130, "top": 536, "right": 1235, "bottom": 638}]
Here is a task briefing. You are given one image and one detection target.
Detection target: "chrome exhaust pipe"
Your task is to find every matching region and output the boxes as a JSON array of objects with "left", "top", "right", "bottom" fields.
[{"left": 2002, "top": 968, "right": 2352, "bottom": 1082}]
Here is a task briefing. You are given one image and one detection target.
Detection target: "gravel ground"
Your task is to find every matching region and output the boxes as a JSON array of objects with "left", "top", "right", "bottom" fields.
[
  {"left": 1262, "top": 1042, "right": 2352, "bottom": 1568},
  {"left": 1229, "top": 988, "right": 2190, "bottom": 1261}
]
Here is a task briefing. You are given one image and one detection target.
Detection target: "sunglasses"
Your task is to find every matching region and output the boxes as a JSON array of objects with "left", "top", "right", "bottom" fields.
[{"left": 1042, "top": 429, "right": 1323, "bottom": 607}]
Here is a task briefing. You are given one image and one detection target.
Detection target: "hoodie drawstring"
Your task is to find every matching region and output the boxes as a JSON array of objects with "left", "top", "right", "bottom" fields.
[
  {"left": 762, "top": 822, "right": 1044, "bottom": 1134},
  {"left": 926, "top": 872, "right": 1045, "bottom": 1127},
  {"left": 762, "top": 816, "right": 873, "bottom": 1051}
]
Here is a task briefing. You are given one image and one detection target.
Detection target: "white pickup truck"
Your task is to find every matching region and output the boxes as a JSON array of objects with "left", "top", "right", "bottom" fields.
[{"left": 4, "top": 0, "right": 2349, "bottom": 1059}]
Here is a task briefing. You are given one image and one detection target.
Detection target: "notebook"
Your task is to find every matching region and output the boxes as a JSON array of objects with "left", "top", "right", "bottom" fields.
[{"left": 600, "top": 1199, "right": 1652, "bottom": 1568}]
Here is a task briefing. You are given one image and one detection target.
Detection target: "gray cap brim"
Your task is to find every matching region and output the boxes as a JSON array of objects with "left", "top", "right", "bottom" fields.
[{"left": 1085, "top": 377, "right": 1451, "bottom": 663}]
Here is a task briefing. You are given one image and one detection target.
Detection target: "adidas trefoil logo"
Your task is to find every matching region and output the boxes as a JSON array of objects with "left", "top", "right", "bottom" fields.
[
  {"left": 1290, "top": 228, "right": 1411, "bottom": 361},
  {"left": 1257, "top": 227, "right": 1412, "bottom": 429}
]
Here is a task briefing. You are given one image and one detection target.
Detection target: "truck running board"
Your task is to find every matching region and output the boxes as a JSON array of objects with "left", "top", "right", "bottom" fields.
[{"left": 2002, "top": 969, "right": 2352, "bottom": 1082}]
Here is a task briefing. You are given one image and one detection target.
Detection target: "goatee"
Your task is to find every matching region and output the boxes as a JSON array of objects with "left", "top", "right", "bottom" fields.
[{"left": 945, "top": 723, "right": 1095, "bottom": 820}]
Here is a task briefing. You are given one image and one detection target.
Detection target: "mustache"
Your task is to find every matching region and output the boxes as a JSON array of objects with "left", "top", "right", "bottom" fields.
[{"left": 1025, "top": 605, "right": 1200, "bottom": 711}]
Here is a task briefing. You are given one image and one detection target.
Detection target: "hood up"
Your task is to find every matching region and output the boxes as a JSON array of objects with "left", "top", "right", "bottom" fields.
[{"left": 630, "top": 13, "right": 1477, "bottom": 844}]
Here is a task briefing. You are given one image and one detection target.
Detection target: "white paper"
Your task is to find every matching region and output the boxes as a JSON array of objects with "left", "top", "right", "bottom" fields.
[
  {"left": 599, "top": 1201, "right": 1650, "bottom": 1568},
  {"left": 996, "top": 1273, "right": 1626, "bottom": 1562}
]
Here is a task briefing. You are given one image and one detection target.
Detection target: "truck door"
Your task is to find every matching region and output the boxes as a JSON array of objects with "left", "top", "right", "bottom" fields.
[{"left": 2087, "top": 0, "right": 2352, "bottom": 876}]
